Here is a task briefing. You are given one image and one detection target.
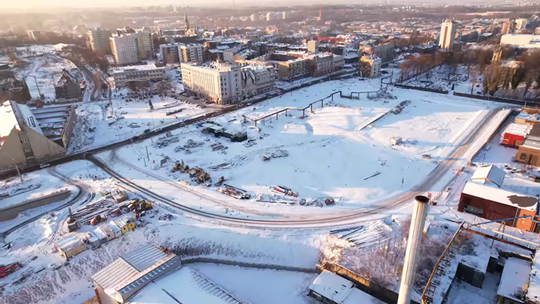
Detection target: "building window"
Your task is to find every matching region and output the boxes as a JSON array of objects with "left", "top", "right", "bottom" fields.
[
  {"left": 24, "top": 148, "right": 31, "bottom": 153},
  {"left": 520, "top": 153, "right": 528, "bottom": 161},
  {"left": 21, "top": 139, "right": 29, "bottom": 144}
]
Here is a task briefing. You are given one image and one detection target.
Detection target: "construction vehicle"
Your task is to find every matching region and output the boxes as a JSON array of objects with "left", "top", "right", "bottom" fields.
[
  {"left": 271, "top": 185, "right": 298, "bottom": 197},
  {"left": 126, "top": 200, "right": 153, "bottom": 213},
  {"left": 217, "top": 184, "right": 250, "bottom": 200},
  {"left": 90, "top": 215, "right": 107, "bottom": 225},
  {"left": 171, "top": 160, "right": 185, "bottom": 173},
  {"left": 187, "top": 167, "right": 211, "bottom": 184},
  {"left": 0, "top": 263, "right": 21, "bottom": 278},
  {"left": 66, "top": 208, "right": 79, "bottom": 232},
  {"left": 214, "top": 176, "right": 226, "bottom": 187}
]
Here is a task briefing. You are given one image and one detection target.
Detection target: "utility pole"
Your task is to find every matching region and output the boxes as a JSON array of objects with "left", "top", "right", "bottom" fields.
[
  {"left": 146, "top": 145, "right": 150, "bottom": 161},
  {"left": 12, "top": 159, "right": 22, "bottom": 182}
]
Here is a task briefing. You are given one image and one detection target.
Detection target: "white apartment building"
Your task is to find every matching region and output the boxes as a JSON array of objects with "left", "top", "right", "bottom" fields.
[
  {"left": 110, "top": 35, "right": 139, "bottom": 65},
  {"left": 501, "top": 34, "right": 540, "bottom": 49},
  {"left": 516, "top": 18, "right": 528, "bottom": 31},
  {"left": 250, "top": 14, "right": 257, "bottom": 22},
  {"left": 87, "top": 28, "right": 112, "bottom": 53},
  {"left": 180, "top": 44, "right": 204, "bottom": 64},
  {"left": 108, "top": 64, "right": 165, "bottom": 88},
  {"left": 181, "top": 62, "right": 242, "bottom": 105},
  {"left": 241, "top": 66, "right": 275, "bottom": 98},
  {"left": 439, "top": 19, "right": 457, "bottom": 50},
  {"left": 266, "top": 12, "right": 280, "bottom": 22},
  {"left": 359, "top": 55, "right": 382, "bottom": 78}
]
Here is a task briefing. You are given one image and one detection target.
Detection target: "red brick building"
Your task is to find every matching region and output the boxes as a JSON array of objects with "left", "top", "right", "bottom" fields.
[{"left": 458, "top": 181, "right": 538, "bottom": 231}]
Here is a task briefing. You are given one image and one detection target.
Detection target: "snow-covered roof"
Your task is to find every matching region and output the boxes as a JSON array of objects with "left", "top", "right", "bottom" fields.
[
  {"left": 309, "top": 270, "right": 354, "bottom": 303},
  {"left": 462, "top": 182, "right": 538, "bottom": 212},
  {"left": 503, "top": 123, "right": 532, "bottom": 138},
  {"left": 92, "top": 245, "right": 170, "bottom": 291},
  {"left": 471, "top": 165, "right": 505, "bottom": 188},
  {"left": 54, "top": 233, "right": 84, "bottom": 251},
  {"left": 0, "top": 101, "right": 19, "bottom": 139},
  {"left": 342, "top": 288, "right": 384, "bottom": 304},
  {"left": 128, "top": 266, "right": 245, "bottom": 304},
  {"left": 497, "top": 257, "right": 531, "bottom": 303},
  {"left": 527, "top": 253, "right": 540, "bottom": 303}
]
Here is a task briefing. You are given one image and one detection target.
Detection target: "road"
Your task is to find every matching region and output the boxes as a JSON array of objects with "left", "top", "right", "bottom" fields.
[{"left": 86, "top": 108, "right": 503, "bottom": 229}]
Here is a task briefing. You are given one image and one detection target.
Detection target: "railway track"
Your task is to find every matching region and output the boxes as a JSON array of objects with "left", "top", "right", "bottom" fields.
[{"left": 86, "top": 108, "right": 504, "bottom": 229}]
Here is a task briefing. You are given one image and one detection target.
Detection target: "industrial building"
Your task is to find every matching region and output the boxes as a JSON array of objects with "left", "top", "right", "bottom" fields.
[
  {"left": 516, "top": 123, "right": 540, "bottom": 167},
  {"left": 181, "top": 61, "right": 242, "bottom": 105},
  {"left": 500, "top": 123, "right": 532, "bottom": 147},
  {"left": 308, "top": 270, "right": 383, "bottom": 304},
  {"left": 457, "top": 165, "right": 538, "bottom": 232},
  {"left": 92, "top": 245, "right": 182, "bottom": 304},
  {"left": 0, "top": 100, "right": 74, "bottom": 171},
  {"left": 108, "top": 64, "right": 165, "bottom": 88}
]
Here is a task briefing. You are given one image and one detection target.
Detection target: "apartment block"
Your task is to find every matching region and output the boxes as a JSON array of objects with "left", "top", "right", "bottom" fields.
[
  {"left": 181, "top": 62, "right": 242, "bottom": 105},
  {"left": 110, "top": 35, "right": 139, "bottom": 65},
  {"left": 87, "top": 28, "right": 112, "bottom": 53},
  {"left": 180, "top": 44, "right": 204, "bottom": 64},
  {"left": 278, "top": 58, "right": 309, "bottom": 81}
]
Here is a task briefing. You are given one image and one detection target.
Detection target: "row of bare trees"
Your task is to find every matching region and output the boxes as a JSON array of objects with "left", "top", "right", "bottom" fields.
[{"left": 65, "top": 45, "right": 110, "bottom": 73}]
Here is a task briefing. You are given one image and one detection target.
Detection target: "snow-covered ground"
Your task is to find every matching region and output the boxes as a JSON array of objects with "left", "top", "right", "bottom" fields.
[
  {"left": 68, "top": 89, "right": 214, "bottom": 153},
  {"left": 0, "top": 76, "right": 522, "bottom": 304},
  {"left": 104, "top": 77, "right": 498, "bottom": 218},
  {"left": 12, "top": 53, "right": 82, "bottom": 102}
]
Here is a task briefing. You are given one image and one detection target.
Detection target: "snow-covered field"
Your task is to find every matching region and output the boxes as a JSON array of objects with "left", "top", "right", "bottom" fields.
[
  {"left": 0, "top": 76, "right": 519, "bottom": 304},
  {"left": 12, "top": 52, "right": 81, "bottom": 102},
  {"left": 68, "top": 91, "right": 214, "bottom": 153},
  {"left": 105, "top": 77, "right": 494, "bottom": 217}
]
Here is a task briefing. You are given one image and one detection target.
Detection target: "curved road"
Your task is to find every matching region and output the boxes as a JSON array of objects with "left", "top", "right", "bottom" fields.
[{"left": 87, "top": 108, "right": 502, "bottom": 228}]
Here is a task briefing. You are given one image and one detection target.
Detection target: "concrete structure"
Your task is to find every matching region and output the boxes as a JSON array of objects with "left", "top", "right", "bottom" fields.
[
  {"left": 397, "top": 196, "right": 429, "bottom": 304},
  {"left": 308, "top": 40, "right": 320, "bottom": 54},
  {"left": 308, "top": 270, "right": 383, "bottom": 304},
  {"left": 278, "top": 58, "right": 308, "bottom": 81},
  {"left": 516, "top": 18, "right": 528, "bottom": 31},
  {"left": 497, "top": 257, "right": 532, "bottom": 304},
  {"left": 180, "top": 44, "right": 204, "bottom": 64},
  {"left": 501, "top": 34, "right": 540, "bottom": 49},
  {"left": 92, "top": 245, "right": 181, "bottom": 304},
  {"left": 110, "top": 35, "right": 139, "bottom": 65},
  {"left": 87, "top": 28, "right": 112, "bottom": 53},
  {"left": 0, "top": 101, "right": 68, "bottom": 171},
  {"left": 439, "top": 19, "right": 457, "bottom": 50},
  {"left": 501, "top": 21, "right": 511, "bottom": 35},
  {"left": 0, "top": 188, "right": 71, "bottom": 221},
  {"left": 0, "top": 76, "right": 31, "bottom": 103},
  {"left": 26, "top": 30, "right": 42, "bottom": 41},
  {"left": 32, "top": 104, "right": 76, "bottom": 148},
  {"left": 108, "top": 64, "right": 165, "bottom": 88},
  {"left": 160, "top": 43, "right": 182, "bottom": 64},
  {"left": 359, "top": 55, "right": 382, "bottom": 78},
  {"left": 241, "top": 65, "right": 275, "bottom": 98},
  {"left": 181, "top": 62, "right": 242, "bottom": 105},
  {"left": 55, "top": 69, "right": 82, "bottom": 99}
]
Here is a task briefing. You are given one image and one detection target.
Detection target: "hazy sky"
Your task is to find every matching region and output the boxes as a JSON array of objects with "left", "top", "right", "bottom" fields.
[{"left": 0, "top": 0, "right": 425, "bottom": 10}]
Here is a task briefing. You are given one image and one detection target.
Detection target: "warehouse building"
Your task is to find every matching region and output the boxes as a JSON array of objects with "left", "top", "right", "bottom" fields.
[
  {"left": 458, "top": 166, "right": 538, "bottom": 231},
  {"left": 92, "top": 245, "right": 182, "bottom": 304}
]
